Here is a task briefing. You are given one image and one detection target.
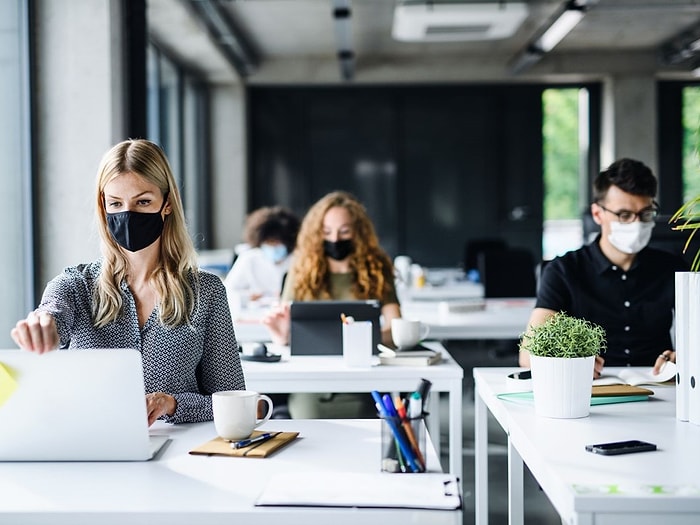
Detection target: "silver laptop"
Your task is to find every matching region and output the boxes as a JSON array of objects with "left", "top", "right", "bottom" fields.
[{"left": 0, "top": 348, "right": 168, "bottom": 461}]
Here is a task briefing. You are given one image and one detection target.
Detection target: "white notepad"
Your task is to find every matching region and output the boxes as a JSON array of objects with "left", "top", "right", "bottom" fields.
[
  {"left": 256, "top": 472, "right": 462, "bottom": 510},
  {"left": 0, "top": 348, "right": 169, "bottom": 461}
]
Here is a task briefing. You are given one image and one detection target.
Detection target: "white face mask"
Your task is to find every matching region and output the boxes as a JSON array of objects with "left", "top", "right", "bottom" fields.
[
  {"left": 608, "top": 221, "right": 655, "bottom": 254},
  {"left": 260, "top": 243, "right": 288, "bottom": 264}
]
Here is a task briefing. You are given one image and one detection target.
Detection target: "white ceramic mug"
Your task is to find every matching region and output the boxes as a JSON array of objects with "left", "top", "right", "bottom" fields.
[
  {"left": 393, "top": 255, "right": 412, "bottom": 285},
  {"left": 212, "top": 390, "right": 274, "bottom": 441},
  {"left": 391, "top": 318, "right": 430, "bottom": 349}
]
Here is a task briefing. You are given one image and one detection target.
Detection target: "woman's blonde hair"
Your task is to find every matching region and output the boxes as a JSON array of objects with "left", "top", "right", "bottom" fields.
[
  {"left": 290, "top": 191, "right": 393, "bottom": 301},
  {"left": 93, "top": 139, "right": 198, "bottom": 328}
]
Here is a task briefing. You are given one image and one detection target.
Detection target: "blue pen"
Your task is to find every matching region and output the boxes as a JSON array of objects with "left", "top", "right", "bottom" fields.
[
  {"left": 230, "top": 432, "right": 273, "bottom": 449},
  {"left": 378, "top": 393, "right": 422, "bottom": 472}
]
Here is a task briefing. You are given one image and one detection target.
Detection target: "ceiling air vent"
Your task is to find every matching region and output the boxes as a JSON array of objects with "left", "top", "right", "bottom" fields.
[{"left": 392, "top": 2, "right": 529, "bottom": 42}]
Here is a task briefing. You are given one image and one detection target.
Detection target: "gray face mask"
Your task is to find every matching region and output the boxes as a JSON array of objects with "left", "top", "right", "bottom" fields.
[{"left": 608, "top": 221, "right": 654, "bottom": 254}]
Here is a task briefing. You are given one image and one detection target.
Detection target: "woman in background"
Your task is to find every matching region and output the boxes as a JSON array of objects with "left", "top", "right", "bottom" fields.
[
  {"left": 263, "top": 191, "right": 401, "bottom": 418},
  {"left": 11, "top": 139, "right": 245, "bottom": 425},
  {"left": 224, "top": 206, "right": 299, "bottom": 305},
  {"left": 264, "top": 191, "right": 400, "bottom": 345}
]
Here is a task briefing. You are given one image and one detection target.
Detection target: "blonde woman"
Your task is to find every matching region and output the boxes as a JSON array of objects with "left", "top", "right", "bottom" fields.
[{"left": 11, "top": 139, "right": 245, "bottom": 425}]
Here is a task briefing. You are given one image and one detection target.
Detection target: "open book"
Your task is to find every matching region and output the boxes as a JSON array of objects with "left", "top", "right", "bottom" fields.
[{"left": 592, "top": 362, "right": 677, "bottom": 387}]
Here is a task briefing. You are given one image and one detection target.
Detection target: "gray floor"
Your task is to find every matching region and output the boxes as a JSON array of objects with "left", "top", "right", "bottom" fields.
[{"left": 436, "top": 339, "right": 562, "bottom": 525}]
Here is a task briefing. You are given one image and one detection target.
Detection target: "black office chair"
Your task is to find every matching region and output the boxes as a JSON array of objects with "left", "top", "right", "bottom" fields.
[
  {"left": 478, "top": 247, "right": 537, "bottom": 298},
  {"left": 463, "top": 238, "right": 507, "bottom": 274},
  {"left": 473, "top": 246, "right": 537, "bottom": 362}
]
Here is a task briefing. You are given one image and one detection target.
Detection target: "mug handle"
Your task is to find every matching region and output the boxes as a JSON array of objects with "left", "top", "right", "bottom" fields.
[
  {"left": 420, "top": 323, "right": 430, "bottom": 340},
  {"left": 255, "top": 394, "right": 274, "bottom": 427}
]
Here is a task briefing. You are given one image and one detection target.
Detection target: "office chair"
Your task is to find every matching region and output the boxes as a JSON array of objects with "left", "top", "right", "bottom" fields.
[
  {"left": 477, "top": 246, "right": 537, "bottom": 298},
  {"left": 463, "top": 238, "right": 507, "bottom": 273}
]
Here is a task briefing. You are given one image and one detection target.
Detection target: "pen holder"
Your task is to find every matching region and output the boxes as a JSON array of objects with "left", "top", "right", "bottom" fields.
[{"left": 380, "top": 413, "right": 427, "bottom": 473}]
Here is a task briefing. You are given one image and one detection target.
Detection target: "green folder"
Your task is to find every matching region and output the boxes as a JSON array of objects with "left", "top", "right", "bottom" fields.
[{"left": 497, "top": 391, "right": 649, "bottom": 406}]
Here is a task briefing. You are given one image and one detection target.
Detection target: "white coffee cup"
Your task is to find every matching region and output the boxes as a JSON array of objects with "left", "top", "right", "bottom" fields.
[
  {"left": 212, "top": 390, "right": 274, "bottom": 441},
  {"left": 391, "top": 318, "right": 430, "bottom": 349},
  {"left": 394, "top": 255, "right": 412, "bottom": 285}
]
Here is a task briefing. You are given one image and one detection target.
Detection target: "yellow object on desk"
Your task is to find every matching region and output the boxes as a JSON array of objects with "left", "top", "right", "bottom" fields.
[{"left": 0, "top": 362, "right": 18, "bottom": 408}]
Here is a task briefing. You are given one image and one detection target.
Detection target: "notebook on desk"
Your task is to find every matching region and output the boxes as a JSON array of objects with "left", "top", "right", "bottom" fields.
[
  {"left": 290, "top": 300, "right": 381, "bottom": 356},
  {"left": 0, "top": 348, "right": 168, "bottom": 461}
]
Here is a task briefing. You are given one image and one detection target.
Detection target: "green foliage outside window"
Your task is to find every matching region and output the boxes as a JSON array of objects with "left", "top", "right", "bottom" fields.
[
  {"left": 543, "top": 89, "right": 580, "bottom": 220},
  {"left": 683, "top": 87, "right": 700, "bottom": 202}
]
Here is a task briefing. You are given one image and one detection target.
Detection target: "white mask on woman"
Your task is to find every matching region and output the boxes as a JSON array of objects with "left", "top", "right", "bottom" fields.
[{"left": 608, "top": 221, "right": 654, "bottom": 254}]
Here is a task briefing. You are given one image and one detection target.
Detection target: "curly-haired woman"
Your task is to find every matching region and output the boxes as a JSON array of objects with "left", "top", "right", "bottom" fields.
[
  {"left": 263, "top": 191, "right": 401, "bottom": 346},
  {"left": 262, "top": 191, "right": 401, "bottom": 418}
]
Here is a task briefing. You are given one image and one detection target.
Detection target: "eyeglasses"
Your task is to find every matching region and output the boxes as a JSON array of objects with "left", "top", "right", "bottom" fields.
[{"left": 596, "top": 202, "right": 659, "bottom": 224}]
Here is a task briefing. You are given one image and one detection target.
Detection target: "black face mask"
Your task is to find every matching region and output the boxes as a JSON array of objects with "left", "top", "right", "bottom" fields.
[
  {"left": 323, "top": 239, "right": 354, "bottom": 261},
  {"left": 106, "top": 196, "right": 168, "bottom": 252}
]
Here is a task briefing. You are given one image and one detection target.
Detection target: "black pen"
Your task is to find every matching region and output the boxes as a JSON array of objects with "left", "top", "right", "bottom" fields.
[
  {"left": 416, "top": 378, "right": 432, "bottom": 405},
  {"left": 230, "top": 432, "right": 273, "bottom": 449}
]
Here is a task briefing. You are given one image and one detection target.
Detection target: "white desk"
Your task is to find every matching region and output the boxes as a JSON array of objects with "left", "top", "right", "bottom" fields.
[
  {"left": 473, "top": 367, "right": 700, "bottom": 525},
  {"left": 0, "top": 419, "right": 461, "bottom": 525},
  {"left": 398, "top": 280, "right": 484, "bottom": 302},
  {"left": 402, "top": 298, "right": 534, "bottom": 340},
  {"left": 233, "top": 298, "right": 534, "bottom": 343},
  {"left": 243, "top": 342, "right": 464, "bottom": 480}
]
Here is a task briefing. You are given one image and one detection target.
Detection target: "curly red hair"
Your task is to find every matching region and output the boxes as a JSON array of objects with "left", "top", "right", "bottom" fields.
[{"left": 290, "top": 191, "right": 394, "bottom": 301}]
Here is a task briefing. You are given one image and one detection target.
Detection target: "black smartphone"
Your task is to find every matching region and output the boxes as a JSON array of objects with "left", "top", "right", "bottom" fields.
[{"left": 585, "top": 440, "right": 657, "bottom": 456}]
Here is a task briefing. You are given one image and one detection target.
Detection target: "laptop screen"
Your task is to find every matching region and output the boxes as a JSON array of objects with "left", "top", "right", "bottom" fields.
[
  {"left": 0, "top": 348, "right": 166, "bottom": 461},
  {"left": 290, "top": 300, "right": 381, "bottom": 356}
]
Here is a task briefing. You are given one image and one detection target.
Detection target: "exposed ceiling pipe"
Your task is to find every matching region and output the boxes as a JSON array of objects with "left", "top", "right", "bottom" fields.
[
  {"left": 187, "top": 0, "right": 258, "bottom": 78},
  {"left": 332, "top": 0, "right": 354, "bottom": 81}
]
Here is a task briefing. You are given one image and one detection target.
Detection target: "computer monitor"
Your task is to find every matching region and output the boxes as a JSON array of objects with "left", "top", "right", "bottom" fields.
[{"left": 289, "top": 300, "right": 381, "bottom": 356}]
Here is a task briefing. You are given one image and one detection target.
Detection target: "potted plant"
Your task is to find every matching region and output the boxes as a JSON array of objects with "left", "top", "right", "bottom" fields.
[
  {"left": 670, "top": 194, "right": 700, "bottom": 271},
  {"left": 519, "top": 312, "right": 606, "bottom": 419}
]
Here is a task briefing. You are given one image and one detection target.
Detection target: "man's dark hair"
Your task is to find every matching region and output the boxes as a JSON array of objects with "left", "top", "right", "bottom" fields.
[{"left": 592, "top": 158, "right": 657, "bottom": 202}]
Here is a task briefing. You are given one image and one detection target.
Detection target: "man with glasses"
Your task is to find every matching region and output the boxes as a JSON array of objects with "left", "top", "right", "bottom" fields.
[{"left": 519, "top": 158, "right": 689, "bottom": 375}]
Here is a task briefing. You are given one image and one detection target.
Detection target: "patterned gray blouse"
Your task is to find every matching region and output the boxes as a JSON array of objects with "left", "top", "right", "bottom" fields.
[{"left": 36, "top": 260, "right": 245, "bottom": 424}]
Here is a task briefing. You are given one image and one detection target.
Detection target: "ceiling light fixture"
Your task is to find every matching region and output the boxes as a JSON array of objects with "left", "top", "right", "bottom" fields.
[
  {"left": 509, "top": 0, "right": 591, "bottom": 75},
  {"left": 535, "top": 5, "right": 585, "bottom": 52},
  {"left": 660, "top": 21, "right": 700, "bottom": 68}
]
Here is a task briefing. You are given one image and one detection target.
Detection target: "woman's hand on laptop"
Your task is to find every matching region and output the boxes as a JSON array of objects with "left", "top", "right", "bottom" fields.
[
  {"left": 146, "top": 392, "right": 176, "bottom": 426},
  {"left": 11, "top": 311, "right": 59, "bottom": 354}
]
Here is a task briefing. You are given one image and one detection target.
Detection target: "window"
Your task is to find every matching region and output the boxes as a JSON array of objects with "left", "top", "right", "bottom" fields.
[
  {"left": 147, "top": 42, "right": 212, "bottom": 249},
  {"left": 542, "top": 87, "right": 588, "bottom": 259},
  {"left": 682, "top": 86, "right": 700, "bottom": 201},
  {"left": 0, "top": 0, "right": 33, "bottom": 346}
]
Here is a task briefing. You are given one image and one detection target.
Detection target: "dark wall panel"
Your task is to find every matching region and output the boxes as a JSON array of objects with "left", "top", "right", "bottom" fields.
[{"left": 248, "top": 85, "right": 545, "bottom": 267}]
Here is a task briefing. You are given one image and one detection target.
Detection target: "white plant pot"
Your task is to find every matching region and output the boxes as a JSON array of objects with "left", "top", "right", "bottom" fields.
[{"left": 530, "top": 355, "right": 595, "bottom": 419}]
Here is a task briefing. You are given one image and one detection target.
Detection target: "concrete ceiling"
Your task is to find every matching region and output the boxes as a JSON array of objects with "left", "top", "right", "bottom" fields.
[{"left": 147, "top": 0, "right": 700, "bottom": 84}]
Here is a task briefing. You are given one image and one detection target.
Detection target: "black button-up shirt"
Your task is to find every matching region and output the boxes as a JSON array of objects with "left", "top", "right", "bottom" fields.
[{"left": 536, "top": 237, "right": 689, "bottom": 366}]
